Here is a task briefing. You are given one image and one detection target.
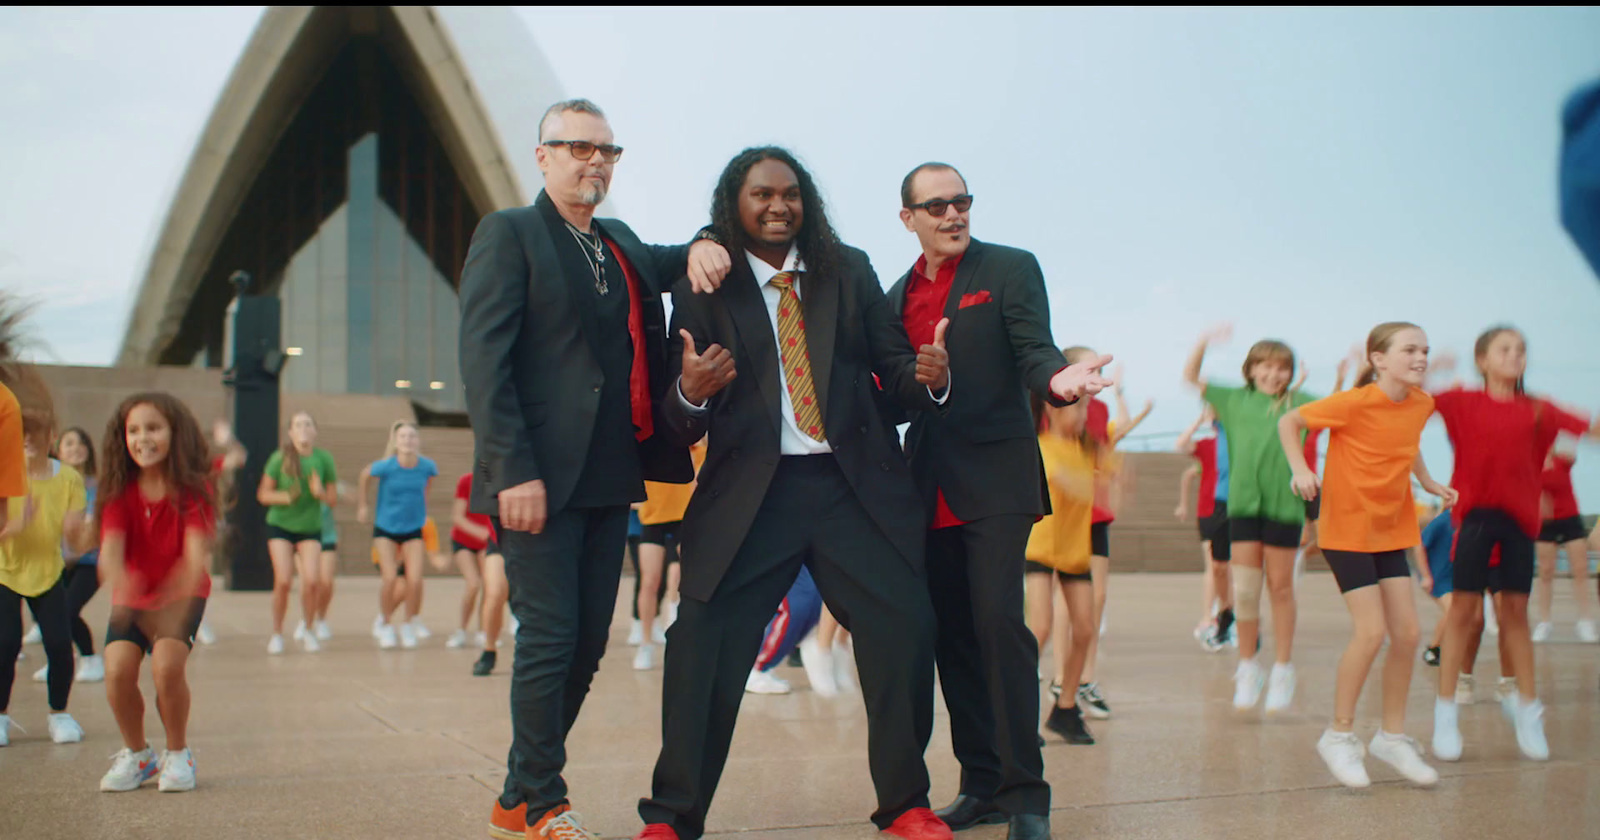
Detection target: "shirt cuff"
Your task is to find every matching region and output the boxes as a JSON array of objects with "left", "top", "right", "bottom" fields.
[
  {"left": 677, "top": 377, "right": 710, "bottom": 413},
  {"left": 927, "top": 369, "right": 951, "bottom": 405}
]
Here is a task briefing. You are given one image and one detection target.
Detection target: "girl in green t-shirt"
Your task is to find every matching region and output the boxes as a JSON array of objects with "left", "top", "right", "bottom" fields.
[
  {"left": 255, "top": 411, "right": 337, "bottom": 656},
  {"left": 1184, "top": 324, "right": 1315, "bottom": 717}
]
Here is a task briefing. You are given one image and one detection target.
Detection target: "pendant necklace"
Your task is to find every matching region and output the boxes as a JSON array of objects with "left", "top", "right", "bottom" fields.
[{"left": 564, "top": 221, "right": 609, "bottom": 296}]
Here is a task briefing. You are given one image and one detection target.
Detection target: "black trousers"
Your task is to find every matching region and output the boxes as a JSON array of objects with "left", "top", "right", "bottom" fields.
[
  {"left": 639, "top": 456, "right": 937, "bottom": 839},
  {"left": 64, "top": 563, "right": 100, "bottom": 656},
  {"left": 926, "top": 515, "right": 1050, "bottom": 816},
  {"left": 0, "top": 578, "right": 74, "bottom": 712},
  {"left": 495, "top": 506, "right": 629, "bottom": 816}
]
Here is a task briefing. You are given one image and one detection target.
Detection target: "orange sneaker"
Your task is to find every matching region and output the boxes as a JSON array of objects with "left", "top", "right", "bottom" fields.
[
  {"left": 488, "top": 800, "right": 526, "bottom": 840},
  {"left": 528, "top": 804, "right": 598, "bottom": 839}
]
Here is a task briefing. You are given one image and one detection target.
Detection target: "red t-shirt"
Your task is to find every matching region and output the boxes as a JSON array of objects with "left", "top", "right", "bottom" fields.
[
  {"left": 903, "top": 253, "right": 966, "bottom": 530},
  {"left": 1193, "top": 437, "right": 1219, "bottom": 520},
  {"left": 1303, "top": 429, "right": 1323, "bottom": 474},
  {"left": 1433, "top": 388, "right": 1589, "bottom": 538},
  {"left": 1088, "top": 399, "right": 1114, "bottom": 524},
  {"left": 451, "top": 474, "right": 497, "bottom": 551},
  {"left": 1541, "top": 455, "right": 1580, "bottom": 521},
  {"left": 100, "top": 483, "right": 215, "bottom": 609}
]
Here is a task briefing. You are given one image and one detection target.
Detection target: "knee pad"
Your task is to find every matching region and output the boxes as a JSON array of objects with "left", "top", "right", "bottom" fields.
[{"left": 1233, "top": 566, "right": 1264, "bottom": 621}]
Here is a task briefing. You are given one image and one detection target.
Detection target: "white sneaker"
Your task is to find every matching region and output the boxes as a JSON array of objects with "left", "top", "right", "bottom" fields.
[
  {"left": 1432, "top": 697, "right": 1462, "bottom": 762},
  {"left": 445, "top": 629, "right": 470, "bottom": 649},
  {"left": 1233, "top": 659, "right": 1265, "bottom": 710},
  {"left": 314, "top": 620, "right": 332, "bottom": 642},
  {"left": 195, "top": 622, "right": 216, "bottom": 646},
  {"left": 474, "top": 631, "right": 487, "bottom": 648},
  {"left": 22, "top": 624, "right": 41, "bottom": 645},
  {"left": 799, "top": 635, "right": 839, "bottom": 697},
  {"left": 1509, "top": 697, "right": 1550, "bottom": 760},
  {"left": 632, "top": 643, "right": 654, "bottom": 671},
  {"left": 158, "top": 748, "right": 196, "bottom": 792},
  {"left": 1577, "top": 619, "right": 1599, "bottom": 643},
  {"left": 76, "top": 654, "right": 105, "bottom": 683},
  {"left": 409, "top": 617, "right": 431, "bottom": 640},
  {"left": 1532, "top": 621, "right": 1552, "bottom": 643},
  {"left": 1369, "top": 731, "right": 1438, "bottom": 785},
  {"left": 32, "top": 664, "right": 48, "bottom": 682},
  {"left": 745, "top": 669, "right": 792, "bottom": 695},
  {"left": 0, "top": 714, "right": 14, "bottom": 747},
  {"left": 627, "top": 618, "right": 644, "bottom": 646},
  {"left": 100, "top": 746, "right": 158, "bottom": 791},
  {"left": 652, "top": 619, "right": 667, "bottom": 645},
  {"left": 1495, "top": 676, "right": 1517, "bottom": 704},
  {"left": 372, "top": 614, "right": 385, "bottom": 639},
  {"left": 1316, "top": 729, "right": 1370, "bottom": 788},
  {"left": 301, "top": 633, "right": 321, "bottom": 653},
  {"left": 48, "top": 712, "right": 84, "bottom": 744},
  {"left": 376, "top": 623, "right": 398, "bottom": 649},
  {"left": 292, "top": 620, "right": 307, "bottom": 641},
  {"left": 1456, "top": 673, "right": 1476, "bottom": 706},
  {"left": 832, "top": 639, "right": 858, "bottom": 694},
  {"left": 399, "top": 622, "right": 418, "bottom": 649},
  {"left": 266, "top": 634, "right": 285, "bottom": 655},
  {"left": 1265, "top": 663, "right": 1296, "bottom": 713}
]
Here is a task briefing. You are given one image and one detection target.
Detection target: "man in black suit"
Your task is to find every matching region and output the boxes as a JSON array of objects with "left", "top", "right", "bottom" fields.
[
  {"left": 888, "top": 163, "right": 1112, "bottom": 840},
  {"left": 457, "top": 98, "right": 731, "bottom": 840},
  {"left": 631, "top": 147, "right": 956, "bottom": 840}
]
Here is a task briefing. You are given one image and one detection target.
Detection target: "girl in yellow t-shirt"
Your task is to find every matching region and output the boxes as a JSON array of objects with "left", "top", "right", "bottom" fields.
[
  {"left": 1024, "top": 395, "right": 1101, "bottom": 745},
  {"left": 630, "top": 440, "right": 705, "bottom": 671}
]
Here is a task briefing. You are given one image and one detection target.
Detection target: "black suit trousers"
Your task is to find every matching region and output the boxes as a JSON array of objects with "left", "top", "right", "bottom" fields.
[
  {"left": 639, "top": 456, "right": 937, "bottom": 839},
  {"left": 927, "top": 515, "right": 1050, "bottom": 815},
  {"left": 496, "top": 506, "right": 629, "bottom": 814}
]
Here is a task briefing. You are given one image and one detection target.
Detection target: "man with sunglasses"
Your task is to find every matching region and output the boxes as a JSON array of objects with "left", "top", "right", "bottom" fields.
[
  {"left": 888, "top": 163, "right": 1112, "bottom": 840},
  {"left": 459, "top": 98, "right": 732, "bottom": 840}
]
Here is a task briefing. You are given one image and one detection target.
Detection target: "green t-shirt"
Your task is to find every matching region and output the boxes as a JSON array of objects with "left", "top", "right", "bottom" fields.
[
  {"left": 1204, "top": 383, "right": 1316, "bottom": 524},
  {"left": 263, "top": 448, "right": 337, "bottom": 535}
]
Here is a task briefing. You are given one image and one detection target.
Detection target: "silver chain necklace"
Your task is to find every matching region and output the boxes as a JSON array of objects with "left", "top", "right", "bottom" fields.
[{"left": 563, "top": 221, "right": 609, "bottom": 296}]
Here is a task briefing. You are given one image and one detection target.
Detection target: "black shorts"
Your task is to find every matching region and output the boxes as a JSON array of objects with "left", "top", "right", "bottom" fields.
[
  {"left": 1323, "top": 549, "right": 1411, "bottom": 593},
  {"left": 1305, "top": 496, "right": 1322, "bottom": 523},
  {"left": 1230, "top": 516, "right": 1302, "bottom": 549},
  {"left": 1539, "top": 516, "right": 1590, "bottom": 545},
  {"left": 1090, "top": 522, "right": 1110, "bottom": 558},
  {"left": 321, "top": 541, "right": 337, "bottom": 552},
  {"left": 106, "top": 598, "right": 208, "bottom": 653},
  {"left": 639, "top": 522, "right": 681, "bottom": 557},
  {"left": 1453, "top": 508, "right": 1536, "bottom": 595},
  {"left": 1024, "top": 560, "right": 1092, "bottom": 582},
  {"left": 373, "top": 526, "right": 424, "bottom": 545},
  {"left": 267, "top": 525, "right": 321, "bottom": 545},
  {"left": 1199, "top": 502, "right": 1231, "bottom": 561}
]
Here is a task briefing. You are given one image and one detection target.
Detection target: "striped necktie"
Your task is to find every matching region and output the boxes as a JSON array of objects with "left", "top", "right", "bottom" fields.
[{"left": 768, "top": 271, "right": 826, "bottom": 442}]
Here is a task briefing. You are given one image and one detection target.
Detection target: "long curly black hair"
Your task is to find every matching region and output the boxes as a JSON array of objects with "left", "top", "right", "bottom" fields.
[{"left": 710, "top": 146, "right": 844, "bottom": 284}]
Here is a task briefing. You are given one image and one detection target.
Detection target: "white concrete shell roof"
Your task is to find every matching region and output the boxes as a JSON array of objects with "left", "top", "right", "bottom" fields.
[{"left": 116, "top": 6, "right": 563, "bottom": 365}]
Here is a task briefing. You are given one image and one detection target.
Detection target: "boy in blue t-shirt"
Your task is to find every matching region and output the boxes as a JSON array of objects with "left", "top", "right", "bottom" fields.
[{"left": 1418, "top": 509, "right": 1454, "bottom": 666}]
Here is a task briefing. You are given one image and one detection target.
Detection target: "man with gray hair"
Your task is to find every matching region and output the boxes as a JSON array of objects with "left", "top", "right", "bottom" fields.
[{"left": 459, "top": 98, "right": 731, "bottom": 840}]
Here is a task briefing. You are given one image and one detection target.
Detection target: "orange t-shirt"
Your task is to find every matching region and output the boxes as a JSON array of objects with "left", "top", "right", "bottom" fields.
[
  {"left": 638, "top": 443, "right": 707, "bottom": 525},
  {"left": 0, "top": 384, "right": 24, "bottom": 499},
  {"left": 1298, "top": 384, "right": 1436, "bottom": 553}
]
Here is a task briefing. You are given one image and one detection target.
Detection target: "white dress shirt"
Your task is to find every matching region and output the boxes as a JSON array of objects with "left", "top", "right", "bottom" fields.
[{"left": 680, "top": 245, "right": 947, "bottom": 456}]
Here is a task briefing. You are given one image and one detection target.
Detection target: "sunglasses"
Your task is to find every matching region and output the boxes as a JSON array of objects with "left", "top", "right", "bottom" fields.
[
  {"left": 905, "top": 194, "right": 974, "bottom": 216},
  {"left": 544, "top": 140, "right": 624, "bottom": 163}
]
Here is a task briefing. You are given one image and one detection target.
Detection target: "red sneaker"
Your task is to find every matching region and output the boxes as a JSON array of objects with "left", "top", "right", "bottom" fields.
[
  {"left": 488, "top": 800, "right": 526, "bottom": 840},
  {"left": 881, "top": 808, "right": 954, "bottom": 840},
  {"left": 633, "top": 826, "right": 680, "bottom": 840}
]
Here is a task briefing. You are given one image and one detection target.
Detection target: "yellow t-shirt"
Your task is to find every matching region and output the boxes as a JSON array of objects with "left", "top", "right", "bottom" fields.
[
  {"left": 1025, "top": 434, "right": 1096, "bottom": 574},
  {"left": 639, "top": 443, "right": 707, "bottom": 525},
  {"left": 0, "top": 460, "right": 86, "bottom": 597}
]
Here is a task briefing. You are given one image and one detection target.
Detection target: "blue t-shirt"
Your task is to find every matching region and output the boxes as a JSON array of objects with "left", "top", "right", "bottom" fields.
[
  {"left": 1421, "top": 511, "right": 1455, "bottom": 595},
  {"left": 370, "top": 456, "right": 438, "bottom": 534},
  {"left": 69, "top": 484, "right": 99, "bottom": 565},
  {"left": 1213, "top": 422, "right": 1230, "bottom": 503}
]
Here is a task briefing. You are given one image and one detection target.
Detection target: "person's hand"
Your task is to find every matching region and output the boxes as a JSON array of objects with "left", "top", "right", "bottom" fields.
[
  {"left": 308, "top": 472, "right": 325, "bottom": 502},
  {"left": 357, "top": 505, "right": 371, "bottom": 525},
  {"left": 1336, "top": 355, "right": 1351, "bottom": 385},
  {"left": 1141, "top": 398, "right": 1154, "bottom": 415},
  {"left": 679, "top": 329, "right": 736, "bottom": 405},
  {"left": 1290, "top": 467, "right": 1320, "bottom": 502},
  {"left": 499, "top": 479, "right": 548, "bottom": 534},
  {"left": 1174, "top": 503, "right": 1188, "bottom": 522},
  {"left": 1423, "top": 479, "right": 1459, "bottom": 509},
  {"left": 1050, "top": 354, "right": 1115, "bottom": 402},
  {"left": 686, "top": 240, "right": 733, "bottom": 294},
  {"left": 212, "top": 419, "right": 234, "bottom": 448},
  {"left": 0, "top": 497, "right": 29, "bottom": 540},
  {"left": 428, "top": 552, "right": 451, "bottom": 573},
  {"left": 1205, "top": 323, "right": 1233, "bottom": 344},
  {"left": 916, "top": 318, "right": 950, "bottom": 390},
  {"left": 1417, "top": 565, "right": 1434, "bottom": 597}
]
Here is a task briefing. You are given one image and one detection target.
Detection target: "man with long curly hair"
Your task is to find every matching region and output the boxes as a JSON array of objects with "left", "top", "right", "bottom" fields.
[{"left": 632, "top": 146, "right": 954, "bottom": 840}]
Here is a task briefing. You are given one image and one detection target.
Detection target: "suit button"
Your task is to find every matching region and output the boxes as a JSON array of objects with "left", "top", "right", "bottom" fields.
[
  {"left": 880, "top": 462, "right": 891, "bottom": 472},
  {"left": 592, "top": 384, "right": 601, "bottom": 393},
  {"left": 859, "top": 425, "right": 868, "bottom": 435},
  {"left": 711, "top": 489, "right": 720, "bottom": 499}
]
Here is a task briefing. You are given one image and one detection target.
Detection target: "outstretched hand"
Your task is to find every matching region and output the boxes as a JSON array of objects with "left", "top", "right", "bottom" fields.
[
  {"left": 916, "top": 318, "right": 950, "bottom": 390},
  {"left": 1051, "top": 353, "right": 1115, "bottom": 402},
  {"left": 679, "top": 329, "right": 737, "bottom": 405}
]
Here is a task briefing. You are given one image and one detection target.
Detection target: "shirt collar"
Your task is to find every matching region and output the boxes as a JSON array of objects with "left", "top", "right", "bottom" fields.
[
  {"left": 745, "top": 244, "right": 804, "bottom": 287},
  {"left": 911, "top": 251, "right": 963, "bottom": 287}
]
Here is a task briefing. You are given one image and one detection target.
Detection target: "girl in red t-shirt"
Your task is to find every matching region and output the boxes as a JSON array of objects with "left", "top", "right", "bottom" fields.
[
  {"left": 1534, "top": 447, "right": 1595, "bottom": 642},
  {"left": 95, "top": 392, "right": 215, "bottom": 794},
  {"left": 1430, "top": 326, "right": 1597, "bottom": 764}
]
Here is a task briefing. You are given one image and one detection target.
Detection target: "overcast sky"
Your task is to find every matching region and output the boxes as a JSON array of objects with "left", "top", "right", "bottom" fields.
[{"left": 3, "top": 7, "right": 1599, "bottom": 501}]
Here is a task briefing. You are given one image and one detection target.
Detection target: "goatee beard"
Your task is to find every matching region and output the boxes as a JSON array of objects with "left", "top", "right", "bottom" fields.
[{"left": 576, "top": 183, "right": 607, "bottom": 207}]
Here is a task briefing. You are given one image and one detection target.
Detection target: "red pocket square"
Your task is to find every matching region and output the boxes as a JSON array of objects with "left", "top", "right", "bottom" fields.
[{"left": 958, "top": 290, "right": 993, "bottom": 309}]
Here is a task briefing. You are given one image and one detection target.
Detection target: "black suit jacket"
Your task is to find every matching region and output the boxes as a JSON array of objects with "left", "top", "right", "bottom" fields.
[
  {"left": 458, "top": 191, "right": 693, "bottom": 516},
  {"left": 663, "top": 247, "right": 941, "bottom": 602},
  {"left": 887, "top": 239, "right": 1067, "bottom": 522}
]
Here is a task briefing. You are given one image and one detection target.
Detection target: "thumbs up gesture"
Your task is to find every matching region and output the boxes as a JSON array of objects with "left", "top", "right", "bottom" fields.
[
  {"left": 916, "top": 317, "right": 951, "bottom": 391},
  {"left": 679, "top": 329, "right": 737, "bottom": 406}
]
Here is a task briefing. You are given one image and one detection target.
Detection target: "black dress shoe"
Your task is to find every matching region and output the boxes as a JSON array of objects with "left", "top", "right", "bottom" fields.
[
  {"left": 1006, "top": 813, "right": 1050, "bottom": 840},
  {"left": 933, "top": 795, "right": 1006, "bottom": 832},
  {"left": 472, "top": 650, "right": 497, "bottom": 677}
]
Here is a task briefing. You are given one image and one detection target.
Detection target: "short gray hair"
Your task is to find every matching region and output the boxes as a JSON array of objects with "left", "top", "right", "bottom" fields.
[{"left": 538, "top": 99, "right": 607, "bottom": 142}]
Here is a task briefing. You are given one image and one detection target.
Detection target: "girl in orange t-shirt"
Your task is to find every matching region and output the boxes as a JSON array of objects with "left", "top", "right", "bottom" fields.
[{"left": 1279, "top": 322, "right": 1456, "bottom": 791}]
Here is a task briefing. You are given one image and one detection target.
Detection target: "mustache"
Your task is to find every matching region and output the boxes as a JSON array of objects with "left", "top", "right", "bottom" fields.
[{"left": 937, "top": 222, "right": 967, "bottom": 233}]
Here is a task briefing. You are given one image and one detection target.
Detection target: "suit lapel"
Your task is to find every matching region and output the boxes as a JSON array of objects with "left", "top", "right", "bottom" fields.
[
  {"left": 534, "top": 191, "right": 601, "bottom": 359},
  {"left": 888, "top": 270, "right": 911, "bottom": 318},
  {"left": 800, "top": 268, "right": 838, "bottom": 423},
  {"left": 943, "top": 239, "right": 986, "bottom": 322},
  {"left": 596, "top": 220, "right": 671, "bottom": 399},
  {"left": 722, "top": 261, "right": 784, "bottom": 437}
]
